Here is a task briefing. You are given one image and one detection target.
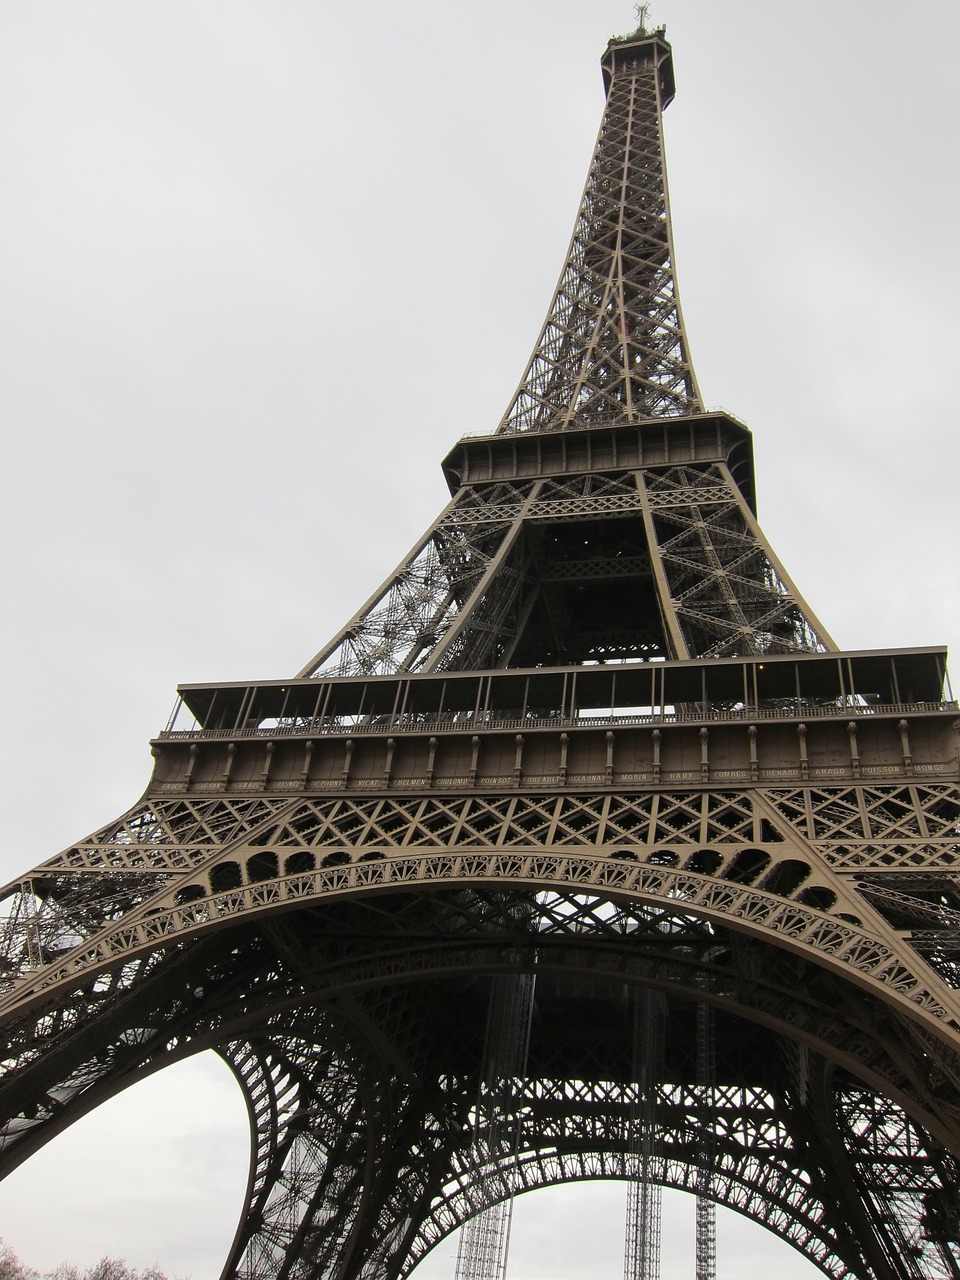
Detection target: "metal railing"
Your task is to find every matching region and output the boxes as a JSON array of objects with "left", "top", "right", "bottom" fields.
[{"left": 157, "top": 699, "right": 958, "bottom": 742}]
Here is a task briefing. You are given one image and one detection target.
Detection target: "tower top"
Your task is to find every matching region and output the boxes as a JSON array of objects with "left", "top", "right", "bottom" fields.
[{"left": 602, "top": 27, "right": 675, "bottom": 105}]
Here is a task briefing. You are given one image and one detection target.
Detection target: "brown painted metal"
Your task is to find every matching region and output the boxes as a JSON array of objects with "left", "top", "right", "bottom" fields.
[
  {"left": 2, "top": 20, "right": 960, "bottom": 1280},
  {"left": 497, "top": 31, "right": 701, "bottom": 429}
]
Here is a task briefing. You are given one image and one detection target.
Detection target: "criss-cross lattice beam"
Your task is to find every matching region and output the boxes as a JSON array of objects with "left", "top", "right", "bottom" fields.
[
  {"left": 4, "top": 780, "right": 960, "bottom": 1082},
  {"left": 637, "top": 461, "right": 834, "bottom": 657},
  {"left": 295, "top": 449, "right": 834, "bottom": 677},
  {"left": 408, "top": 1068, "right": 960, "bottom": 1280},
  {"left": 223, "top": 1034, "right": 371, "bottom": 1280},
  {"left": 297, "top": 483, "right": 539, "bottom": 679}
]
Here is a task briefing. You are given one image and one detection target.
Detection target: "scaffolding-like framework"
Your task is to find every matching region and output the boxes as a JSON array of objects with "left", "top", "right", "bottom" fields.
[
  {"left": 455, "top": 975, "right": 535, "bottom": 1280},
  {"left": 624, "top": 989, "right": 666, "bottom": 1280}
]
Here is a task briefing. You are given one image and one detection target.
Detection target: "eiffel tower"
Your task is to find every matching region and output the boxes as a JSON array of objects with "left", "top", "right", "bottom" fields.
[{"left": 2, "top": 17, "right": 960, "bottom": 1280}]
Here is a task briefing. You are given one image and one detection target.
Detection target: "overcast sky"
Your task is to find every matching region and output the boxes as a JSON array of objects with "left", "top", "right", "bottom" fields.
[{"left": 0, "top": 2, "right": 957, "bottom": 1276}]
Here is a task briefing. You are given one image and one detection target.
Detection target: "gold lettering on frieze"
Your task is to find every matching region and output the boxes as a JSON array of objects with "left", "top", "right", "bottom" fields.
[
  {"left": 811, "top": 768, "right": 847, "bottom": 777},
  {"left": 159, "top": 783, "right": 188, "bottom": 793},
  {"left": 569, "top": 774, "right": 606, "bottom": 784},
  {"left": 915, "top": 764, "right": 948, "bottom": 774},
  {"left": 760, "top": 769, "right": 801, "bottom": 778},
  {"left": 232, "top": 782, "right": 260, "bottom": 791},
  {"left": 713, "top": 770, "right": 749, "bottom": 779}
]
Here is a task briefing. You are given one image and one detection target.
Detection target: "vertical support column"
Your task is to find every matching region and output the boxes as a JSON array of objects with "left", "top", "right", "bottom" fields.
[
  {"left": 695, "top": 999, "right": 717, "bottom": 1280},
  {"left": 636, "top": 472, "right": 689, "bottom": 661},
  {"left": 455, "top": 973, "right": 536, "bottom": 1280},
  {"left": 624, "top": 988, "right": 665, "bottom": 1280}
]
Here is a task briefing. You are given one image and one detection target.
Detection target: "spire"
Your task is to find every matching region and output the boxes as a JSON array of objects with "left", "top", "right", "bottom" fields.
[
  {"left": 633, "top": 3, "right": 653, "bottom": 36},
  {"left": 498, "top": 29, "right": 701, "bottom": 433}
]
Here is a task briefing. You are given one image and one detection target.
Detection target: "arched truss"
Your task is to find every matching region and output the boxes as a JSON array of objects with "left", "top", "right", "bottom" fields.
[
  {"left": 2, "top": 772, "right": 960, "bottom": 1280},
  {"left": 403, "top": 1082, "right": 958, "bottom": 1280},
  {"left": 2, "top": 871, "right": 960, "bottom": 1280},
  {"left": 5, "top": 784, "right": 960, "bottom": 1034},
  {"left": 209, "top": 915, "right": 960, "bottom": 1280},
  {"left": 211, "top": 926, "right": 960, "bottom": 1280},
  {"left": 4, "top": 782, "right": 960, "bottom": 1139}
]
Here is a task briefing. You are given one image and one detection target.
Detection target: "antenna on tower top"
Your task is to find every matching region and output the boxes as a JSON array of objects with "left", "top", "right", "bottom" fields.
[{"left": 634, "top": 2, "right": 652, "bottom": 33}]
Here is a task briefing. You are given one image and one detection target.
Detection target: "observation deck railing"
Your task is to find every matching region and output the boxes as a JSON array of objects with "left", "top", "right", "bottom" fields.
[{"left": 156, "top": 698, "right": 958, "bottom": 743}]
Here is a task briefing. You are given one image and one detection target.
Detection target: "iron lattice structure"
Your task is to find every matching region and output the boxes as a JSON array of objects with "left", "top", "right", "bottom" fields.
[{"left": 2, "top": 22, "right": 960, "bottom": 1280}]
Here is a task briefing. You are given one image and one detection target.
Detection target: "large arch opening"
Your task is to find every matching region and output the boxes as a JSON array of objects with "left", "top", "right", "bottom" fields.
[
  {"left": 3, "top": 883, "right": 959, "bottom": 1280},
  {"left": 410, "top": 1182, "right": 823, "bottom": 1279},
  {"left": 0, "top": 1052, "right": 248, "bottom": 1276}
]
